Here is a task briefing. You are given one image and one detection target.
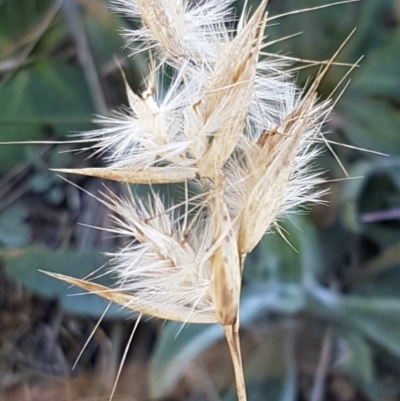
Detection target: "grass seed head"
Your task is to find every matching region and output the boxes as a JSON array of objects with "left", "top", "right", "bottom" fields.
[
  {"left": 55, "top": 0, "right": 334, "bottom": 326},
  {"left": 47, "top": 1, "right": 355, "bottom": 399}
]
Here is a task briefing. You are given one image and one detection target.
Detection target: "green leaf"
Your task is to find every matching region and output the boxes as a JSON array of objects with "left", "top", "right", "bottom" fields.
[
  {"left": 224, "top": 376, "right": 296, "bottom": 401},
  {"left": 30, "top": 171, "right": 54, "bottom": 193},
  {"left": 337, "top": 329, "right": 375, "bottom": 389},
  {"left": 0, "top": 0, "right": 53, "bottom": 51},
  {"left": 0, "top": 127, "right": 43, "bottom": 170},
  {"left": 338, "top": 28, "right": 400, "bottom": 155},
  {"left": 0, "top": 61, "right": 94, "bottom": 169},
  {"left": 310, "top": 286, "right": 400, "bottom": 359},
  {"left": 339, "top": 161, "right": 400, "bottom": 248},
  {"left": 354, "top": 263, "right": 400, "bottom": 298},
  {"left": 340, "top": 98, "right": 400, "bottom": 156},
  {"left": 349, "top": 315, "right": 400, "bottom": 360},
  {"left": 1, "top": 246, "right": 127, "bottom": 318},
  {"left": 245, "top": 215, "right": 321, "bottom": 284},
  {"left": 150, "top": 322, "right": 223, "bottom": 398},
  {"left": 0, "top": 205, "right": 31, "bottom": 247},
  {"left": 0, "top": 62, "right": 94, "bottom": 123}
]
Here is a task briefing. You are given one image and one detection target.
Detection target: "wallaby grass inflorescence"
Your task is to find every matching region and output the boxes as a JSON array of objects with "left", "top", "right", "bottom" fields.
[{"left": 2, "top": 0, "right": 369, "bottom": 400}]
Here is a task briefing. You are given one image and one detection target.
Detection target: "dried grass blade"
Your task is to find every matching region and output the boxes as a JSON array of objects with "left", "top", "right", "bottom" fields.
[
  {"left": 198, "top": 0, "right": 269, "bottom": 176},
  {"left": 40, "top": 271, "right": 217, "bottom": 324},
  {"left": 51, "top": 167, "right": 198, "bottom": 184}
]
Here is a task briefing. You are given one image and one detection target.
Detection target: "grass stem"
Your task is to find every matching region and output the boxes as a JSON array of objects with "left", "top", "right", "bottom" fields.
[{"left": 224, "top": 320, "right": 247, "bottom": 401}]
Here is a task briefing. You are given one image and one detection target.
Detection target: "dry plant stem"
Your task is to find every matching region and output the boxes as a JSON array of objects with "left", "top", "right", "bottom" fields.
[
  {"left": 309, "top": 327, "right": 333, "bottom": 401},
  {"left": 62, "top": 0, "right": 107, "bottom": 115},
  {"left": 224, "top": 319, "right": 247, "bottom": 401}
]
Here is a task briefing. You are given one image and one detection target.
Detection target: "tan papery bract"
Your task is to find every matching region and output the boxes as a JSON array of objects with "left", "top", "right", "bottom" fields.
[
  {"left": 198, "top": 0, "right": 269, "bottom": 177},
  {"left": 238, "top": 95, "right": 317, "bottom": 254},
  {"left": 51, "top": 167, "right": 198, "bottom": 184},
  {"left": 136, "top": 0, "right": 186, "bottom": 59},
  {"left": 41, "top": 271, "right": 217, "bottom": 324},
  {"left": 210, "top": 184, "right": 241, "bottom": 326}
]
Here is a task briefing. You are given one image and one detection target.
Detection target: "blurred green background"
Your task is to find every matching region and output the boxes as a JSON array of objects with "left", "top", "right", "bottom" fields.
[{"left": 1, "top": 0, "right": 400, "bottom": 400}]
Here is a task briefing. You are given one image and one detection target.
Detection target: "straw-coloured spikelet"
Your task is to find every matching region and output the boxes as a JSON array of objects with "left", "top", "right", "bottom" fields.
[{"left": 50, "top": 0, "right": 341, "bottom": 400}]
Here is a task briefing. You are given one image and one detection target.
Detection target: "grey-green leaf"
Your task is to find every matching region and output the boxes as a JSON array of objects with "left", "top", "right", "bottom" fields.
[{"left": 2, "top": 246, "right": 127, "bottom": 318}]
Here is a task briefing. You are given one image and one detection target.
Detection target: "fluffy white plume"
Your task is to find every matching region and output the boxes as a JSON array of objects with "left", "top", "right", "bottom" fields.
[
  {"left": 112, "top": 0, "right": 235, "bottom": 63},
  {"left": 101, "top": 188, "right": 218, "bottom": 323}
]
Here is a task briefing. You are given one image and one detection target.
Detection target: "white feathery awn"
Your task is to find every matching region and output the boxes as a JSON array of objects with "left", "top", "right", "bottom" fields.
[{"left": 36, "top": 0, "right": 364, "bottom": 400}]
